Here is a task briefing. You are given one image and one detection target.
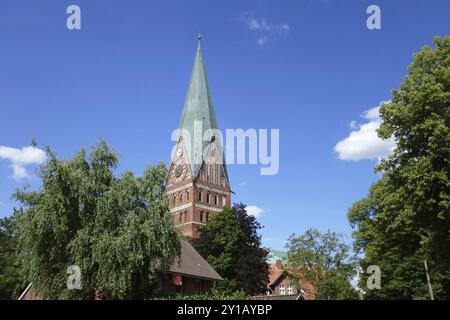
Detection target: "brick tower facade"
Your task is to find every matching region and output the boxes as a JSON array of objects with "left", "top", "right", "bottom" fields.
[{"left": 165, "top": 37, "right": 231, "bottom": 238}]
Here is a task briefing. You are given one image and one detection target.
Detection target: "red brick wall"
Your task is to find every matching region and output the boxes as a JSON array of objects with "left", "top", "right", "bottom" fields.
[
  {"left": 163, "top": 274, "right": 214, "bottom": 296},
  {"left": 166, "top": 174, "right": 231, "bottom": 239}
]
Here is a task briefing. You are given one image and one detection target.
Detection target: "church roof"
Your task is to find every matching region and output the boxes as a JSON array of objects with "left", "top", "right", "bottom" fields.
[
  {"left": 177, "top": 36, "right": 229, "bottom": 181},
  {"left": 169, "top": 240, "right": 223, "bottom": 281}
]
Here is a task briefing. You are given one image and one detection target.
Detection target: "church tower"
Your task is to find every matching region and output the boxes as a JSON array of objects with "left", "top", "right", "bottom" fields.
[{"left": 165, "top": 36, "right": 231, "bottom": 238}]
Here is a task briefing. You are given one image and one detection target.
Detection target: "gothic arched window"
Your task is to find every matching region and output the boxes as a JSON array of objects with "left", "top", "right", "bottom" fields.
[
  {"left": 173, "top": 195, "right": 176, "bottom": 206},
  {"left": 186, "top": 190, "right": 189, "bottom": 201},
  {"left": 179, "top": 193, "right": 183, "bottom": 203},
  {"left": 222, "top": 195, "right": 226, "bottom": 207},
  {"left": 206, "top": 212, "right": 210, "bottom": 222},
  {"left": 198, "top": 190, "right": 202, "bottom": 201},
  {"left": 214, "top": 194, "right": 218, "bottom": 206},
  {"left": 200, "top": 211, "right": 204, "bottom": 223},
  {"left": 206, "top": 192, "right": 210, "bottom": 204}
]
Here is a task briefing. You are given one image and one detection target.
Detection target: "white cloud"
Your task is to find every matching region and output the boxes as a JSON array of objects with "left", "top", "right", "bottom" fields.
[
  {"left": 334, "top": 103, "right": 396, "bottom": 161},
  {"left": 349, "top": 120, "right": 358, "bottom": 129},
  {"left": 0, "top": 201, "right": 8, "bottom": 209},
  {"left": 239, "top": 180, "right": 247, "bottom": 187},
  {"left": 248, "top": 18, "right": 272, "bottom": 31},
  {"left": 278, "top": 24, "right": 290, "bottom": 32},
  {"left": 246, "top": 205, "right": 265, "bottom": 218},
  {"left": 0, "top": 145, "right": 47, "bottom": 180},
  {"left": 240, "top": 13, "right": 290, "bottom": 45},
  {"left": 257, "top": 36, "right": 268, "bottom": 46}
]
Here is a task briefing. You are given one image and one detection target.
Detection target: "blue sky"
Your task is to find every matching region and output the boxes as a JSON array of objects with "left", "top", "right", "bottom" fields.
[{"left": 1, "top": 0, "right": 449, "bottom": 251}]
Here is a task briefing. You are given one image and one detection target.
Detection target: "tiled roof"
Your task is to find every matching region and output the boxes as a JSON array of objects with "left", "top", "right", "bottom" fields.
[
  {"left": 170, "top": 240, "right": 223, "bottom": 281},
  {"left": 268, "top": 262, "right": 284, "bottom": 286}
]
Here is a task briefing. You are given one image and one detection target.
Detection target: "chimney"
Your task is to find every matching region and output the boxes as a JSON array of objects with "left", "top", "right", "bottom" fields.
[{"left": 275, "top": 260, "right": 284, "bottom": 271}]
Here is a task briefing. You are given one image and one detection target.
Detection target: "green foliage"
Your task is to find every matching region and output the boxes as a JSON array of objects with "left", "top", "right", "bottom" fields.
[
  {"left": 155, "top": 288, "right": 249, "bottom": 300},
  {"left": 13, "top": 140, "right": 180, "bottom": 299},
  {"left": 348, "top": 36, "right": 450, "bottom": 299},
  {"left": 0, "top": 216, "right": 24, "bottom": 299},
  {"left": 286, "top": 228, "right": 359, "bottom": 300},
  {"left": 193, "top": 203, "right": 269, "bottom": 295}
]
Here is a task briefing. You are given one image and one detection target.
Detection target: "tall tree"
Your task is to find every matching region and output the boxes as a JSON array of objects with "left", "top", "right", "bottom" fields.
[
  {"left": 348, "top": 36, "right": 450, "bottom": 299},
  {"left": 0, "top": 216, "right": 23, "bottom": 299},
  {"left": 13, "top": 141, "right": 180, "bottom": 299},
  {"left": 286, "top": 228, "right": 359, "bottom": 300},
  {"left": 193, "top": 203, "right": 269, "bottom": 295}
]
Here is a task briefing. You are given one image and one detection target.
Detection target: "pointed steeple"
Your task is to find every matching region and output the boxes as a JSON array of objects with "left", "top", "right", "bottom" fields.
[
  {"left": 166, "top": 37, "right": 232, "bottom": 239},
  {"left": 197, "top": 33, "right": 202, "bottom": 51},
  {"left": 178, "top": 36, "right": 228, "bottom": 180},
  {"left": 179, "top": 34, "right": 217, "bottom": 133}
]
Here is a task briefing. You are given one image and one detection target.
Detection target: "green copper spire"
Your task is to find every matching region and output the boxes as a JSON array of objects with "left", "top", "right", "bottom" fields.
[{"left": 177, "top": 36, "right": 228, "bottom": 180}]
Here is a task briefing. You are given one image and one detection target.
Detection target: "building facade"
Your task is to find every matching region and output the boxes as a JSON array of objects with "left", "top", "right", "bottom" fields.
[
  {"left": 267, "top": 260, "right": 298, "bottom": 296},
  {"left": 266, "top": 260, "right": 315, "bottom": 300},
  {"left": 165, "top": 37, "right": 231, "bottom": 238}
]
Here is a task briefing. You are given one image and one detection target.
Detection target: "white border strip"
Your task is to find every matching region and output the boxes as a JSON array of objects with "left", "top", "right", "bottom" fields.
[
  {"left": 170, "top": 203, "right": 192, "bottom": 213},
  {"left": 166, "top": 182, "right": 193, "bottom": 194},
  {"left": 18, "top": 282, "right": 32, "bottom": 300}
]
